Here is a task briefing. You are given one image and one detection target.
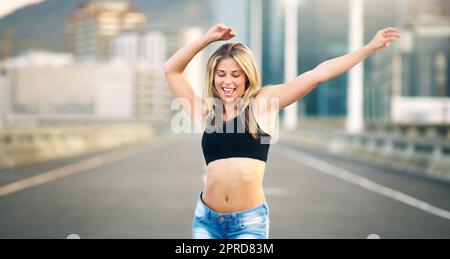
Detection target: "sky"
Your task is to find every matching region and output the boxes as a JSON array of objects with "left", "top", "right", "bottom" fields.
[{"left": 0, "top": 0, "right": 46, "bottom": 18}]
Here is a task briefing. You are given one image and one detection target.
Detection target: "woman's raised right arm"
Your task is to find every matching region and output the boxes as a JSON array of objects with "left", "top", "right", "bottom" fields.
[
  {"left": 162, "top": 34, "right": 213, "bottom": 74},
  {"left": 162, "top": 24, "right": 236, "bottom": 122}
]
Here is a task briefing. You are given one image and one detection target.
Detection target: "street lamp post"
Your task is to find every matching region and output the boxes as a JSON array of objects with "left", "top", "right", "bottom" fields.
[
  {"left": 346, "top": 0, "right": 365, "bottom": 134},
  {"left": 250, "top": 0, "right": 263, "bottom": 75},
  {"left": 283, "top": 0, "right": 299, "bottom": 130}
]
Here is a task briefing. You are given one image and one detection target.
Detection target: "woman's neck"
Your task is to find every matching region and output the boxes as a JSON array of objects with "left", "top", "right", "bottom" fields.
[{"left": 223, "top": 103, "right": 239, "bottom": 118}]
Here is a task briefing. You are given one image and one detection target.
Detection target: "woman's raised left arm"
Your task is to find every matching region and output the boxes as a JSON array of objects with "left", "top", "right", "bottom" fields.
[
  {"left": 314, "top": 27, "right": 400, "bottom": 83},
  {"left": 258, "top": 27, "right": 400, "bottom": 110}
]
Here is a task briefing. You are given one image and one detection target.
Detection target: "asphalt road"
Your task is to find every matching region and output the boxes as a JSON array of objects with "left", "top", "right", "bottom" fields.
[{"left": 1, "top": 133, "right": 450, "bottom": 239}]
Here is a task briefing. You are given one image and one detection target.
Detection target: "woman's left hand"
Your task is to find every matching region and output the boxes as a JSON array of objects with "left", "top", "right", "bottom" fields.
[{"left": 366, "top": 27, "right": 401, "bottom": 55}]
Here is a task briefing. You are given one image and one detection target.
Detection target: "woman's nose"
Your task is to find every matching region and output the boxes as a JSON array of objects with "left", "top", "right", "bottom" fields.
[{"left": 224, "top": 77, "right": 232, "bottom": 84}]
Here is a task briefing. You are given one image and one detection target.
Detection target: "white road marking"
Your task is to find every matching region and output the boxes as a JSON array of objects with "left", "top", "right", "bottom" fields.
[
  {"left": 0, "top": 139, "right": 168, "bottom": 197},
  {"left": 278, "top": 146, "right": 450, "bottom": 221}
]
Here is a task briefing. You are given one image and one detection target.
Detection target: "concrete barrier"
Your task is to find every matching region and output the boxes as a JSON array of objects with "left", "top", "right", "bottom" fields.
[{"left": 0, "top": 124, "right": 153, "bottom": 169}]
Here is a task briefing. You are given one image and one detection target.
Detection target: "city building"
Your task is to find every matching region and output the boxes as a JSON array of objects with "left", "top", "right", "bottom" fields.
[
  {"left": 0, "top": 51, "right": 135, "bottom": 124},
  {"left": 212, "top": 0, "right": 251, "bottom": 45},
  {"left": 261, "top": 0, "right": 350, "bottom": 117},
  {"left": 64, "top": 0, "right": 148, "bottom": 61},
  {"left": 113, "top": 30, "right": 171, "bottom": 122},
  {"left": 365, "top": 0, "right": 450, "bottom": 124},
  {"left": 113, "top": 30, "right": 167, "bottom": 67},
  {"left": 259, "top": 0, "right": 450, "bottom": 124},
  {"left": 0, "top": 64, "right": 9, "bottom": 126}
]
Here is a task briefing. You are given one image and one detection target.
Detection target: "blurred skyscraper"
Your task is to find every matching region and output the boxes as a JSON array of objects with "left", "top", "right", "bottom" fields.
[
  {"left": 213, "top": 0, "right": 250, "bottom": 45},
  {"left": 258, "top": 0, "right": 450, "bottom": 124},
  {"left": 112, "top": 25, "right": 207, "bottom": 123},
  {"left": 365, "top": 0, "right": 450, "bottom": 124},
  {"left": 113, "top": 29, "right": 172, "bottom": 122},
  {"left": 299, "top": 0, "right": 350, "bottom": 118},
  {"left": 261, "top": 0, "right": 284, "bottom": 87},
  {"left": 132, "top": 62, "right": 171, "bottom": 122},
  {"left": 64, "top": 0, "right": 148, "bottom": 61},
  {"left": 397, "top": 0, "right": 450, "bottom": 98},
  {"left": 261, "top": 0, "right": 349, "bottom": 117},
  {"left": 113, "top": 30, "right": 166, "bottom": 67},
  {"left": 210, "top": 0, "right": 263, "bottom": 81},
  {"left": 0, "top": 65, "right": 9, "bottom": 126}
]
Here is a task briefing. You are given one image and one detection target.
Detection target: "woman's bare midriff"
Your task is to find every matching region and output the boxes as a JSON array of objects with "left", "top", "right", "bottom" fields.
[
  {"left": 202, "top": 157, "right": 266, "bottom": 213},
  {"left": 199, "top": 100, "right": 275, "bottom": 214}
]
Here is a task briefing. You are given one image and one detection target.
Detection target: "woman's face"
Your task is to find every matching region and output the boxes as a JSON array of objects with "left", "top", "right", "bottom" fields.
[{"left": 214, "top": 58, "right": 247, "bottom": 104}]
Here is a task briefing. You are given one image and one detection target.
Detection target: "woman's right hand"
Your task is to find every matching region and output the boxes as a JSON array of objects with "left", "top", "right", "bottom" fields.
[{"left": 205, "top": 23, "right": 236, "bottom": 42}]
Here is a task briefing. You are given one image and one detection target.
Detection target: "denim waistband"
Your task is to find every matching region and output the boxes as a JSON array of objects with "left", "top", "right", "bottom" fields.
[{"left": 197, "top": 192, "right": 269, "bottom": 221}]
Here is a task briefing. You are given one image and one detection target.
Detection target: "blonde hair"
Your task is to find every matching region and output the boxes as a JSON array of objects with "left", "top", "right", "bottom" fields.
[{"left": 204, "top": 42, "right": 264, "bottom": 139}]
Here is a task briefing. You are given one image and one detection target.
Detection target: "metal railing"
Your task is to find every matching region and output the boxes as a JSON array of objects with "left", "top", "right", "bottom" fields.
[
  {"left": 280, "top": 125, "right": 450, "bottom": 183},
  {"left": 297, "top": 117, "right": 450, "bottom": 139}
]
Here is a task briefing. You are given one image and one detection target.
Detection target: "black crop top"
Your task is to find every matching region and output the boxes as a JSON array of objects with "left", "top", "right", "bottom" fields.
[{"left": 201, "top": 116, "right": 271, "bottom": 165}]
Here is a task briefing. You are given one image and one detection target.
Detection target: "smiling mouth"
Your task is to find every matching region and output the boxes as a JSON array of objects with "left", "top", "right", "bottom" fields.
[{"left": 222, "top": 87, "right": 236, "bottom": 97}]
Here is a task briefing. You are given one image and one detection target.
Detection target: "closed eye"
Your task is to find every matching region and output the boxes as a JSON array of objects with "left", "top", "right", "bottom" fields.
[{"left": 217, "top": 74, "right": 240, "bottom": 78}]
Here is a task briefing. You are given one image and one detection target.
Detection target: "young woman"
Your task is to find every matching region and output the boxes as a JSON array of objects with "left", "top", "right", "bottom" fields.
[{"left": 163, "top": 23, "right": 400, "bottom": 239}]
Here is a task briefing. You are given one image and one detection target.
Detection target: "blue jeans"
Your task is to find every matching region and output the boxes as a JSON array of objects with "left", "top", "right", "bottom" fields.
[{"left": 192, "top": 192, "right": 270, "bottom": 239}]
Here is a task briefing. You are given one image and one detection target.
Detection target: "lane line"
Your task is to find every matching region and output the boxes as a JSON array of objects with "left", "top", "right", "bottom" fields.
[
  {"left": 0, "top": 138, "right": 170, "bottom": 197},
  {"left": 277, "top": 146, "right": 450, "bottom": 221}
]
